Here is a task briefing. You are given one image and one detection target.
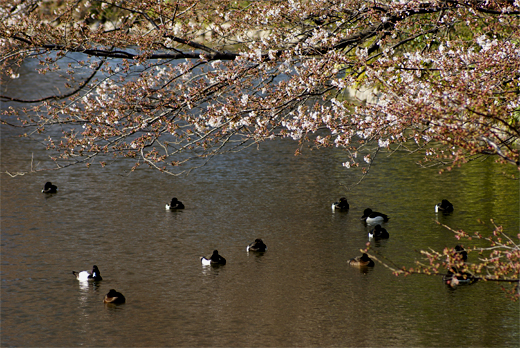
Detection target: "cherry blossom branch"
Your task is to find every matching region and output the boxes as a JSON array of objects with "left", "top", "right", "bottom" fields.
[{"left": 0, "top": 57, "right": 106, "bottom": 103}]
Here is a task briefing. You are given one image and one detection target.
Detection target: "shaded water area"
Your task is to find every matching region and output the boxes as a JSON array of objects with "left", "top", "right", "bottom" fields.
[{"left": 1, "top": 64, "right": 519, "bottom": 347}]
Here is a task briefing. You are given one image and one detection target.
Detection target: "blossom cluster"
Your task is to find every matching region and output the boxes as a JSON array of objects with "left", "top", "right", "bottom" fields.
[{"left": 1, "top": 0, "right": 518, "bottom": 174}]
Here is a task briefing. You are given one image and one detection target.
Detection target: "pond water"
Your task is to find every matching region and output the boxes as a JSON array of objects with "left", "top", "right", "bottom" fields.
[{"left": 1, "top": 63, "right": 519, "bottom": 347}]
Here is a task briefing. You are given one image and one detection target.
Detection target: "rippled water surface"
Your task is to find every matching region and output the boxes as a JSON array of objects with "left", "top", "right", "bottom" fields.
[{"left": 1, "top": 66, "right": 519, "bottom": 347}]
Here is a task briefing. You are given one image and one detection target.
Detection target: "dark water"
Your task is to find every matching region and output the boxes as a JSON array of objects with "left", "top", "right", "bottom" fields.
[{"left": 1, "top": 64, "right": 519, "bottom": 347}]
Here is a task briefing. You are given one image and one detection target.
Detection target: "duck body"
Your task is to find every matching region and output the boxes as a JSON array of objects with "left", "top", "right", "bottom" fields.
[
  {"left": 349, "top": 253, "right": 375, "bottom": 267},
  {"left": 435, "top": 199, "right": 454, "bottom": 213},
  {"left": 42, "top": 182, "right": 58, "bottom": 193},
  {"left": 247, "top": 239, "right": 267, "bottom": 252},
  {"left": 361, "top": 208, "right": 389, "bottom": 225},
  {"left": 454, "top": 245, "right": 468, "bottom": 262},
  {"left": 443, "top": 245, "right": 475, "bottom": 286},
  {"left": 104, "top": 289, "right": 126, "bottom": 304},
  {"left": 443, "top": 270, "right": 477, "bottom": 287},
  {"left": 166, "top": 197, "right": 185, "bottom": 210},
  {"left": 200, "top": 250, "right": 226, "bottom": 266},
  {"left": 332, "top": 197, "right": 349, "bottom": 211},
  {"left": 369, "top": 225, "right": 389, "bottom": 239},
  {"left": 72, "top": 265, "right": 102, "bottom": 281}
]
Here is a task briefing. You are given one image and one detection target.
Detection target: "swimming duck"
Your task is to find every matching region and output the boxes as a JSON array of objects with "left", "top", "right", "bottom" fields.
[
  {"left": 200, "top": 250, "right": 226, "bottom": 266},
  {"left": 332, "top": 197, "right": 350, "bottom": 211},
  {"left": 72, "top": 265, "right": 102, "bottom": 281},
  {"left": 42, "top": 182, "right": 58, "bottom": 193},
  {"left": 443, "top": 245, "right": 475, "bottom": 287},
  {"left": 369, "top": 224, "right": 389, "bottom": 239},
  {"left": 443, "top": 269, "right": 477, "bottom": 287},
  {"left": 104, "top": 289, "right": 126, "bottom": 304},
  {"left": 361, "top": 208, "right": 389, "bottom": 225},
  {"left": 435, "top": 199, "right": 454, "bottom": 213},
  {"left": 348, "top": 253, "right": 375, "bottom": 267},
  {"left": 166, "top": 197, "right": 185, "bottom": 210},
  {"left": 247, "top": 239, "right": 267, "bottom": 252},
  {"left": 454, "top": 245, "right": 468, "bottom": 262}
]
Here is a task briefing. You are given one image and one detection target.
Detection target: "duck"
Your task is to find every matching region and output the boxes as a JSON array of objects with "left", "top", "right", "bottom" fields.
[
  {"left": 42, "top": 182, "right": 58, "bottom": 193},
  {"left": 200, "top": 250, "right": 226, "bottom": 266},
  {"left": 165, "top": 197, "right": 185, "bottom": 210},
  {"left": 247, "top": 238, "right": 267, "bottom": 252},
  {"left": 332, "top": 197, "right": 350, "bottom": 211},
  {"left": 348, "top": 253, "right": 375, "bottom": 267},
  {"left": 443, "top": 245, "right": 475, "bottom": 287},
  {"left": 104, "top": 289, "right": 126, "bottom": 304},
  {"left": 72, "top": 265, "right": 102, "bottom": 281},
  {"left": 361, "top": 208, "right": 389, "bottom": 225},
  {"left": 435, "top": 199, "right": 454, "bottom": 213},
  {"left": 369, "top": 224, "right": 389, "bottom": 239},
  {"left": 443, "top": 269, "right": 477, "bottom": 287},
  {"left": 454, "top": 245, "right": 468, "bottom": 262}
]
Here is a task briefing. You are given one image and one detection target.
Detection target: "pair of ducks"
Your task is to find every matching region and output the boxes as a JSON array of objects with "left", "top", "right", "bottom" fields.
[
  {"left": 442, "top": 245, "right": 477, "bottom": 287},
  {"left": 200, "top": 239, "right": 267, "bottom": 266},
  {"left": 332, "top": 198, "right": 390, "bottom": 241},
  {"left": 349, "top": 246, "right": 475, "bottom": 285},
  {"left": 349, "top": 244, "right": 468, "bottom": 272},
  {"left": 72, "top": 266, "right": 125, "bottom": 304},
  {"left": 42, "top": 185, "right": 187, "bottom": 213},
  {"left": 332, "top": 198, "right": 390, "bottom": 224}
]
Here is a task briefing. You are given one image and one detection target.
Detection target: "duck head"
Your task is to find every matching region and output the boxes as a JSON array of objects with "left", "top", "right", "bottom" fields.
[
  {"left": 361, "top": 208, "right": 373, "bottom": 219},
  {"left": 91, "top": 265, "right": 101, "bottom": 277},
  {"left": 455, "top": 245, "right": 468, "bottom": 262}
]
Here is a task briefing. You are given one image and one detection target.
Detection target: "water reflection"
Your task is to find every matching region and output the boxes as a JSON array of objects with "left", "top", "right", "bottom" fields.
[
  {"left": 201, "top": 264, "right": 226, "bottom": 277},
  {"left": 352, "top": 266, "right": 376, "bottom": 275},
  {"left": 78, "top": 280, "right": 90, "bottom": 293},
  {"left": 246, "top": 251, "right": 266, "bottom": 260},
  {"left": 104, "top": 302, "right": 126, "bottom": 310},
  {"left": 369, "top": 238, "right": 390, "bottom": 248},
  {"left": 76, "top": 280, "right": 102, "bottom": 299},
  {"left": 1, "top": 111, "right": 518, "bottom": 346}
]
